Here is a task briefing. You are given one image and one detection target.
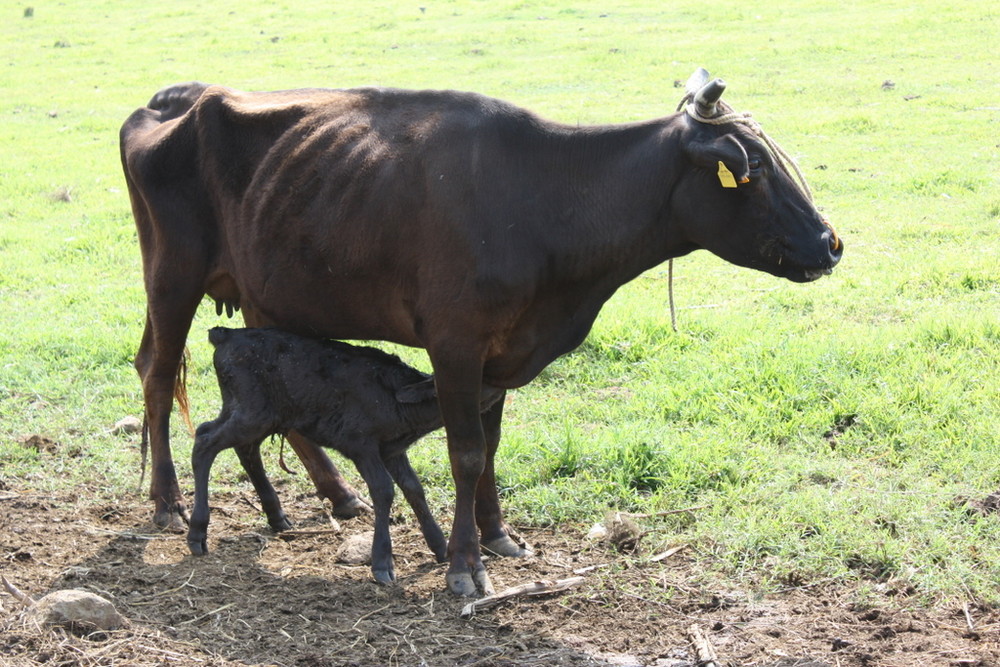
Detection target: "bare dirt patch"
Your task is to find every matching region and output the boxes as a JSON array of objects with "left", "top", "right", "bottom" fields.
[{"left": 1, "top": 485, "right": 997, "bottom": 666}]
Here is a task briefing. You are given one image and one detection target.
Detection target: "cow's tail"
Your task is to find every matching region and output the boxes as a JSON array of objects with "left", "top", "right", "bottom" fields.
[{"left": 175, "top": 347, "right": 193, "bottom": 434}]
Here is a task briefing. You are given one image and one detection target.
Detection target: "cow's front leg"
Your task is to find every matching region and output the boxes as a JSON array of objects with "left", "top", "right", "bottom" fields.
[
  {"left": 475, "top": 391, "right": 532, "bottom": 558},
  {"left": 433, "top": 357, "right": 494, "bottom": 596}
]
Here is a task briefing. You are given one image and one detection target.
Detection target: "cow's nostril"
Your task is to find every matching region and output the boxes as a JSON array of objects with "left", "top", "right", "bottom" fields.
[
  {"left": 821, "top": 218, "right": 841, "bottom": 255},
  {"left": 827, "top": 232, "right": 844, "bottom": 264}
]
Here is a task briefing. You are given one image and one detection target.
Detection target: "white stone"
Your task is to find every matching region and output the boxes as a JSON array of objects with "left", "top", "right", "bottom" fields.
[
  {"left": 27, "top": 589, "right": 124, "bottom": 631},
  {"left": 336, "top": 531, "right": 374, "bottom": 564}
]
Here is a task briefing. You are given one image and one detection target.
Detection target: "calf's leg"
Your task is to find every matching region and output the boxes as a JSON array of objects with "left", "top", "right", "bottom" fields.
[
  {"left": 352, "top": 454, "right": 397, "bottom": 585},
  {"left": 240, "top": 307, "right": 369, "bottom": 519},
  {"left": 234, "top": 440, "right": 292, "bottom": 533},
  {"left": 383, "top": 453, "right": 447, "bottom": 562},
  {"left": 188, "top": 415, "right": 274, "bottom": 555},
  {"left": 188, "top": 421, "right": 224, "bottom": 555}
]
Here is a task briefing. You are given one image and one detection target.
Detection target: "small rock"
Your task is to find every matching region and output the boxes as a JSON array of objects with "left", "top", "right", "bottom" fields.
[
  {"left": 586, "top": 522, "right": 608, "bottom": 540},
  {"left": 605, "top": 512, "right": 643, "bottom": 553},
  {"left": 111, "top": 416, "right": 143, "bottom": 435},
  {"left": 336, "top": 531, "right": 373, "bottom": 564},
  {"left": 28, "top": 589, "right": 124, "bottom": 632}
]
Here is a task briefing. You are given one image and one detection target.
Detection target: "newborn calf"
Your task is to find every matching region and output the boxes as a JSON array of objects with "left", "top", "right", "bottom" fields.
[{"left": 188, "top": 326, "right": 502, "bottom": 585}]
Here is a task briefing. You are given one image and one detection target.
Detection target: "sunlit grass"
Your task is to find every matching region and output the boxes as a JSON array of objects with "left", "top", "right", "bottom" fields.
[{"left": 1, "top": 0, "right": 998, "bottom": 604}]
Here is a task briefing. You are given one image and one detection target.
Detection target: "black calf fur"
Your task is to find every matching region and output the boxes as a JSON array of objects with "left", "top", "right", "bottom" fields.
[{"left": 188, "top": 326, "right": 502, "bottom": 584}]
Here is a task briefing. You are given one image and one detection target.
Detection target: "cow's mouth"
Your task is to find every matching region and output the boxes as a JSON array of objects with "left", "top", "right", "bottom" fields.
[
  {"left": 771, "top": 232, "right": 842, "bottom": 283},
  {"left": 798, "top": 267, "right": 835, "bottom": 283}
]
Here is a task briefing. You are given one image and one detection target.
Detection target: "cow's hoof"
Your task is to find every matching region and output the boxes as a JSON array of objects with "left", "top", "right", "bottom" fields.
[
  {"left": 446, "top": 567, "right": 495, "bottom": 597},
  {"left": 330, "top": 495, "right": 372, "bottom": 519},
  {"left": 153, "top": 507, "right": 189, "bottom": 533},
  {"left": 269, "top": 515, "right": 293, "bottom": 533},
  {"left": 372, "top": 569, "right": 396, "bottom": 586},
  {"left": 481, "top": 535, "right": 533, "bottom": 558},
  {"left": 187, "top": 537, "right": 208, "bottom": 556}
]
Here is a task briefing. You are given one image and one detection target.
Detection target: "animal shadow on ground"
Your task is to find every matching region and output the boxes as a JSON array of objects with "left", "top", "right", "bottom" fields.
[
  {"left": 0, "top": 490, "right": 636, "bottom": 665},
  {"left": 2, "top": 488, "right": 999, "bottom": 666}
]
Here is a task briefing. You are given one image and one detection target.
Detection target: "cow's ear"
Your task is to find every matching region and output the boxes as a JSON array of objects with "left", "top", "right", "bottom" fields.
[
  {"left": 684, "top": 134, "right": 750, "bottom": 185},
  {"left": 396, "top": 377, "right": 437, "bottom": 404}
]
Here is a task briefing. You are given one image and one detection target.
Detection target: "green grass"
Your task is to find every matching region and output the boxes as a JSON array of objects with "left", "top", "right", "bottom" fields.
[{"left": 2, "top": 0, "right": 998, "bottom": 605}]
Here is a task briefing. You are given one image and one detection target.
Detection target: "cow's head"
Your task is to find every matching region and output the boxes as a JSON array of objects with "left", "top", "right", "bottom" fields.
[{"left": 671, "top": 69, "right": 842, "bottom": 283}]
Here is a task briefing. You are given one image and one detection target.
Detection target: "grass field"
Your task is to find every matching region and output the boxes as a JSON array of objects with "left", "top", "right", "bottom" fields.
[{"left": 1, "top": 0, "right": 998, "bottom": 608}]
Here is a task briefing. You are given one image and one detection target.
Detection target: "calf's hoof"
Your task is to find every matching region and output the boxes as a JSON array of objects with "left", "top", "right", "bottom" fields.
[
  {"left": 481, "top": 535, "right": 533, "bottom": 558},
  {"left": 330, "top": 495, "right": 372, "bottom": 519},
  {"left": 446, "top": 566, "right": 495, "bottom": 597}
]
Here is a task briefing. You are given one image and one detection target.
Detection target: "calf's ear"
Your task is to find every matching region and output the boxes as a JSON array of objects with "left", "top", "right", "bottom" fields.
[
  {"left": 396, "top": 378, "right": 438, "bottom": 404},
  {"left": 683, "top": 134, "right": 750, "bottom": 186}
]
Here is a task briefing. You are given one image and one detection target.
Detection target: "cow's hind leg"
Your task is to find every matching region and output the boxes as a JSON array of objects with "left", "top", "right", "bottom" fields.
[
  {"left": 284, "top": 432, "right": 372, "bottom": 518},
  {"left": 135, "top": 306, "right": 198, "bottom": 532},
  {"left": 475, "top": 391, "right": 532, "bottom": 558},
  {"left": 383, "top": 453, "right": 447, "bottom": 563}
]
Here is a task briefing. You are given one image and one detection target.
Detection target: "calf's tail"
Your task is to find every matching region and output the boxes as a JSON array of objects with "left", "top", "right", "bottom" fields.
[{"left": 208, "top": 326, "right": 234, "bottom": 348}]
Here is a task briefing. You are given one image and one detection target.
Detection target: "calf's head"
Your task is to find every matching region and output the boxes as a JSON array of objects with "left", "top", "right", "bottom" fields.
[{"left": 670, "top": 70, "right": 842, "bottom": 283}]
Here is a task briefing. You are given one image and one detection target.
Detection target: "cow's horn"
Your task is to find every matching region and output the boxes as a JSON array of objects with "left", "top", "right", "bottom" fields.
[
  {"left": 684, "top": 68, "right": 711, "bottom": 99},
  {"left": 694, "top": 78, "right": 726, "bottom": 118}
]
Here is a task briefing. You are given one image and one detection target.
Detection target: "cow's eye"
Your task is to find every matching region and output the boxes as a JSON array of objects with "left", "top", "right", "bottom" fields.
[{"left": 748, "top": 157, "right": 762, "bottom": 172}]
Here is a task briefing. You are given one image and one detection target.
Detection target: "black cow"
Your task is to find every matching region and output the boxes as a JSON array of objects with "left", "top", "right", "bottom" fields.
[
  {"left": 120, "top": 68, "right": 841, "bottom": 595},
  {"left": 189, "top": 326, "right": 503, "bottom": 585}
]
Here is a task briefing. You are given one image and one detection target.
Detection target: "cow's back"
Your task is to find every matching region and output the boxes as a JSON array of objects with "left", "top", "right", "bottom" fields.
[{"left": 217, "top": 87, "right": 558, "bottom": 346}]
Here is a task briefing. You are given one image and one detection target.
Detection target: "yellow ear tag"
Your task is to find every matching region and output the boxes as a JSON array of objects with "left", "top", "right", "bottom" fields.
[{"left": 717, "top": 161, "right": 738, "bottom": 188}]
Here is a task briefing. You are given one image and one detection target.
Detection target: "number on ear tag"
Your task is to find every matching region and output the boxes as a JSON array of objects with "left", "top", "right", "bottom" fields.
[{"left": 717, "top": 161, "right": 738, "bottom": 188}]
